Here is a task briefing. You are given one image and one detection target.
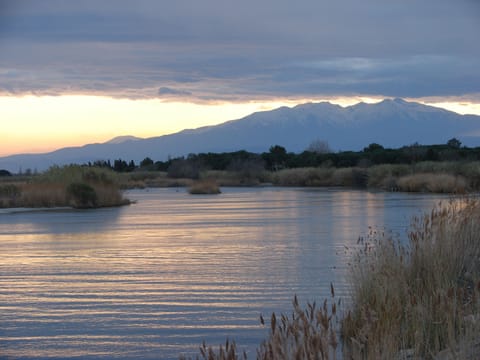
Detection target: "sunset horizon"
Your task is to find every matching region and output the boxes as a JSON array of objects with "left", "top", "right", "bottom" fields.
[
  {"left": 1, "top": 1, "right": 479, "bottom": 158},
  {"left": 2, "top": 95, "right": 480, "bottom": 157}
]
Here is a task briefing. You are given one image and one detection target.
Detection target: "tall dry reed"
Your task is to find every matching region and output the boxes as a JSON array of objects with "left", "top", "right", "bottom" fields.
[
  {"left": 342, "top": 198, "right": 480, "bottom": 359},
  {"left": 256, "top": 291, "right": 340, "bottom": 360},
  {"left": 182, "top": 291, "right": 341, "bottom": 360}
]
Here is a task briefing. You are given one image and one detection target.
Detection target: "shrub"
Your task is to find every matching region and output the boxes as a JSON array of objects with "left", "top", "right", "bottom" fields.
[
  {"left": 331, "top": 168, "right": 354, "bottom": 186},
  {"left": 367, "top": 164, "right": 411, "bottom": 189},
  {"left": 272, "top": 167, "right": 335, "bottom": 186},
  {"left": 168, "top": 158, "right": 202, "bottom": 179},
  {"left": 0, "top": 184, "right": 21, "bottom": 197},
  {"left": 66, "top": 182, "right": 98, "bottom": 208},
  {"left": 0, "top": 184, "right": 21, "bottom": 207},
  {"left": 457, "top": 162, "right": 480, "bottom": 190}
]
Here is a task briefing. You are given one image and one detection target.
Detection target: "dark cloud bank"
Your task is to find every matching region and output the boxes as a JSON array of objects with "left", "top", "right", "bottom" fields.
[{"left": 0, "top": 0, "right": 479, "bottom": 102}]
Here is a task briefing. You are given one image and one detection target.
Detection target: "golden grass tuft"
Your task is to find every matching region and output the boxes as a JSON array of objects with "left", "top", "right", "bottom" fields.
[{"left": 189, "top": 179, "right": 221, "bottom": 195}]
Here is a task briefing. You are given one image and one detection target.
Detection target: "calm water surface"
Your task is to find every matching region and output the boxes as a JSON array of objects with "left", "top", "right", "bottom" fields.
[{"left": 0, "top": 187, "right": 448, "bottom": 359}]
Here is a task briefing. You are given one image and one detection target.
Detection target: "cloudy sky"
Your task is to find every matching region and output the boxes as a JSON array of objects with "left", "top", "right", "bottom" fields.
[{"left": 1, "top": 0, "right": 479, "bottom": 156}]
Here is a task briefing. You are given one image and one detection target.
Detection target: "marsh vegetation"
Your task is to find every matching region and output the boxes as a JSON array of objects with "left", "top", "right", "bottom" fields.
[
  {"left": 0, "top": 165, "right": 129, "bottom": 208},
  {"left": 2, "top": 140, "right": 480, "bottom": 201},
  {"left": 114, "top": 140, "right": 480, "bottom": 194},
  {"left": 117, "top": 161, "right": 479, "bottom": 194}
]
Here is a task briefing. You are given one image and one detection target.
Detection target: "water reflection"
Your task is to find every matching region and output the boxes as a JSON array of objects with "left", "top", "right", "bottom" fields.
[
  {"left": 0, "top": 206, "right": 124, "bottom": 235},
  {"left": 0, "top": 187, "right": 448, "bottom": 359}
]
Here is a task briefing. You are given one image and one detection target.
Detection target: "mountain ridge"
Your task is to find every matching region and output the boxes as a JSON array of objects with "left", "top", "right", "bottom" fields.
[
  {"left": 105, "top": 135, "right": 143, "bottom": 144},
  {"left": 1, "top": 99, "right": 480, "bottom": 173}
]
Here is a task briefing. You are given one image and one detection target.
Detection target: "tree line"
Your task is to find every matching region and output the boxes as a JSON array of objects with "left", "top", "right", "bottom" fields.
[
  {"left": 89, "top": 138, "right": 480, "bottom": 176},
  {"left": 1, "top": 138, "right": 476, "bottom": 178}
]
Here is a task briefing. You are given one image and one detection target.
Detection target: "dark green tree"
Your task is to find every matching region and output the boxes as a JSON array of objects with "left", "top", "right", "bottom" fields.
[
  {"left": 140, "top": 157, "right": 154, "bottom": 168},
  {"left": 265, "top": 145, "right": 288, "bottom": 171},
  {"left": 363, "top": 143, "right": 384, "bottom": 152},
  {"left": 447, "top": 138, "right": 462, "bottom": 149}
]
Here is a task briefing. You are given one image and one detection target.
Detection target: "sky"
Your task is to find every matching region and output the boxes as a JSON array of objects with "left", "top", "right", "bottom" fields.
[{"left": 0, "top": 0, "right": 479, "bottom": 156}]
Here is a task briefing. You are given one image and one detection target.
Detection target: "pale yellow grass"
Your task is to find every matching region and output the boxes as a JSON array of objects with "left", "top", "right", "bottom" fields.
[{"left": 397, "top": 173, "right": 468, "bottom": 193}]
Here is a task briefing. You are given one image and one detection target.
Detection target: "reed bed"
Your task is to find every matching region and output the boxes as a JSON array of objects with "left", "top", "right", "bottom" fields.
[
  {"left": 0, "top": 165, "right": 129, "bottom": 208},
  {"left": 268, "top": 162, "right": 480, "bottom": 193},
  {"left": 343, "top": 198, "right": 480, "bottom": 359}
]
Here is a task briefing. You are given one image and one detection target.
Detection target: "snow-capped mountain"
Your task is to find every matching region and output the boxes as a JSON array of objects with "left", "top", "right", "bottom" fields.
[{"left": 1, "top": 98, "right": 479, "bottom": 172}]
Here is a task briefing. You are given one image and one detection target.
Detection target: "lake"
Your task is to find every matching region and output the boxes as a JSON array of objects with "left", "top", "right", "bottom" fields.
[{"left": 0, "top": 187, "right": 448, "bottom": 359}]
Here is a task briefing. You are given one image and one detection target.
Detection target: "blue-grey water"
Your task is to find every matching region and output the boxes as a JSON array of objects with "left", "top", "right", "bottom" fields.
[{"left": 0, "top": 187, "right": 448, "bottom": 359}]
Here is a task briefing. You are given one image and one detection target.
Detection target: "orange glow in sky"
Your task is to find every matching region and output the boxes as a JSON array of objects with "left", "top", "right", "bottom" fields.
[{"left": 1, "top": 95, "right": 479, "bottom": 157}]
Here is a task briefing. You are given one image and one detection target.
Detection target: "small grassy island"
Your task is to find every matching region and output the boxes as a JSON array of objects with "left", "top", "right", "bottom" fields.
[
  {"left": 0, "top": 165, "right": 130, "bottom": 209},
  {"left": 188, "top": 179, "right": 221, "bottom": 195}
]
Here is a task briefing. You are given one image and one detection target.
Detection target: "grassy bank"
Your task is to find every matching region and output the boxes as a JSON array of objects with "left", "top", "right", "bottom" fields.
[
  {"left": 0, "top": 165, "right": 129, "bottom": 208},
  {"left": 270, "top": 162, "right": 478, "bottom": 193},
  {"left": 181, "top": 199, "right": 480, "bottom": 359},
  {"left": 116, "top": 161, "right": 480, "bottom": 194}
]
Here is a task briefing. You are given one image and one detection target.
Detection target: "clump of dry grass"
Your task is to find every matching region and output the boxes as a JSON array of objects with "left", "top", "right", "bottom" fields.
[
  {"left": 189, "top": 179, "right": 221, "bottom": 194},
  {"left": 342, "top": 198, "right": 480, "bottom": 359},
  {"left": 397, "top": 173, "right": 468, "bottom": 193},
  {"left": 257, "top": 291, "right": 340, "bottom": 360},
  {"left": 180, "top": 340, "right": 246, "bottom": 360},
  {"left": 183, "top": 290, "right": 341, "bottom": 360}
]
